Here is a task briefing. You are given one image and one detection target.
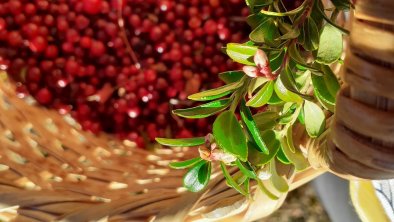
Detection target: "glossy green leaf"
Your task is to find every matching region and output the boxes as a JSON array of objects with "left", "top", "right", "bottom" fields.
[
  {"left": 213, "top": 111, "right": 248, "bottom": 161},
  {"left": 269, "top": 50, "right": 285, "bottom": 72},
  {"left": 286, "top": 125, "right": 296, "bottom": 152},
  {"left": 156, "top": 137, "right": 205, "bottom": 147},
  {"left": 321, "top": 65, "right": 340, "bottom": 97},
  {"left": 248, "top": 130, "right": 280, "bottom": 166},
  {"left": 173, "top": 98, "right": 231, "bottom": 119},
  {"left": 311, "top": 73, "right": 336, "bottom": 112},
  {"left": 220, "top": 162, "right": 248, "bottom": 196},
  {"left": 304, "top": 100, "right": 326, "bottom": 138},
  {"left": 277, "top": 22, "right": 300, "bottom": 40},
  {"left": 188, "top": 82, "right": 242, "bottom": 101},
  {"left": 257, "top": 179, "right": 280, "bottom": 200},
  {"left": 233, "top": 171, "right": 248, "bottom": 185},
  {"left": 169, "top": 157, "right": 203, "bottom": 169},
  {"left": 316, "top": 5, "right": 349, "bottom": 35},
  {"left": 280, "top": 137, "right": 309, "bottom": 171},
  {"left": 277, "top": 148, "right": 291, "bottom": 164},
  {"left": 253, "top": 111, "right": 279, "bottom": 130},
  {"left": 299, "top": 17, "right": 319, "bottom": 51},
  {"left": 269, "top": 160, "right": 289, "bottom": 193},
  {"left": 280, "top": 66, "right": 314, "bottom": 100},
  {"left": 240, "top": 100, "right": 269, "bottom": 154},
  {"left": 219, "top": 71, "right": 244, "bottom": 84},
  {"left": 226, "top": 43, "right": 258, "bottom": 65},
  {"left": 183, "top": 161, "right": 211, "bottom": 192},
  {"left": 313, "top": 64, "right": 340, "bottom": 112},
  {"left": 248, "top": 77, "right": 269, "bottom": 96},
  {"left": 267, "top": 90, "right": 285, "bottom": 105},
  {"left": 236, "top": 159, "right": 257, "bottom": 179},
  {"left": 249, "top": 18, "right": 280, "bottom": 46},
  {"left": 316, "top": 24, "right": 343, "bottom": 64},
  {"left": 274, "top": 78, "right": 303, "bottom": 103},
  {"left": 246, "top": 12, "right": 269, "bottom": 29},
  {"left": 298, "top": 108, "right": 305, "bottom": 124},
  {"left": 288, "top": 43, "right": 321, "bottom": 73},
  {"left": 260, "top": 0, "right": 308, "bottom": 16},
  {"left": 247, "top": 81, "right": 274, "bottom": 107}
]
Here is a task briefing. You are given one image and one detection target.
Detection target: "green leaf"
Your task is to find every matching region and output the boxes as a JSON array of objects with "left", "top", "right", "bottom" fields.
[
  {"left": 286, "top": 125, "right": 296, "bottom": 152},
  {"left": 299, "top": 17, "right": 319, "bottom": 51},
  {"left": 248, "top": 130, "right": 280, "bottom": 166},
  {"left": 277, "top": 22, "right": 300, "bottom": 40},
  {"left": 213, "top": 111, "right": 248, "bottom": 161},
  {"left": 249, "top": 18, "right": 281, "bottom": 47},
  {"left": 321, "top": 65, "right": 340, "bottom": 97},
  {"left": 269, "top": 160, "right": 289, "bottom": 193},
  {"left": 288, "top": 43, "right": 321, "bottom": 73},
  {"left": 316, "top": 24, "right": 343, "bottom": 65},
  {"left": 226, "top": 43, "right": 258, "bottom": 65},
  {"left": 183, "top": 161, "right": 211, "bottom": 192},
  {"left": 303, "top": 100, "right": 326, "bottom": 138},
  {"left": 298, "top": 108, "right": 305, "bottom": 124},
  {"left": 311, "top": 65, "right": 339, "bottom": 112},
  {"left": 311, "top": 73, "right": 336, "bottom": 112},
  {"left": 240, "top": 100, "right": 269, "bottom": 154},
  {"left": 236, "top": 159, "right": 257, "bottom": 179},
  {"left": 247, "top": 81, "right": 274, "bottom": 107},
  {"left": 219, "top": 71, "right": 244, "bottom": 84},
  {"left": 156, "top": 137, "right": 205, "bottom": 147},
  {"left": 173, "top": 98, "right": 231, "bottom": 119},
  {"left": 267, "top": 90, "right": 285, "bottom": 105},
  {"left": 248, "top": 77, "right": 269, "bottom": 96},
  {"left": 188, "top": 82, "right": 242, "bottom": 101},
  {"left": 169, "top": 157, "right": 203, "bottom": 169},
  {"left": 220, "top": 162, "right": 249, "bottom": 196},
  {"left": 246, "top": 12, "right": 269, "bottom": 29},
  {"left": 274, "top": 78, "right": 303, "bottom": 103},
  {"left": 253, "top": 111, "right": 279, "bottom": 130},
  {"left": 280, "top": 137, "right": 309, "bottom": 171},
  {"left": 257, "top": 179, "right": 280, "bottom": 200},
  {"left": 277, "top": 148, "right": 291, "bottom": 164},
  {"left": 260, "top": 0, "right": 308, "bottom": 16},
  {"left": 280, "top": 66, "right": 314, "bottom": 100},
  {"left": 315, "top": 5, "right": 350, "bottom": 35},
  {"left": 269, "top": 50, "right": 285, "bottom": 72}
]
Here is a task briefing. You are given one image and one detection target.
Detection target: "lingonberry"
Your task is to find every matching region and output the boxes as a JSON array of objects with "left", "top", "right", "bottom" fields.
[{"left": 2, "top": 0, "right": 249, "bottom": 146}]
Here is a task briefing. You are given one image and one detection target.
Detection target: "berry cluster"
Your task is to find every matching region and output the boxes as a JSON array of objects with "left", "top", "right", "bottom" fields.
[{"left": 0, "top": 0, "right": 250, "bottom": 147}]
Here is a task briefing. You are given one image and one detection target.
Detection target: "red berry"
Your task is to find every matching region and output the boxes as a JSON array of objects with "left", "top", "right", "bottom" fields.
[
  {"left": 35, "top": 88, "right": 53, "bottom": 105},
  {"left": 45, "top": 45, "right": 58, "bottom": 58},
  {"left": 90, "top": 40, "right": 106, "bottom": 56},
  {"left": 29, "top": 36, "right": 47, "bottom": 53},
  {"left": 83, "top": 0, "right": 103, "bottom": 15}
]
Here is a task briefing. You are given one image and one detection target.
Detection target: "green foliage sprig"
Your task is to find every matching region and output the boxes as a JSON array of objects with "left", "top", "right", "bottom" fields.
[{"left": 156, "top": 0, "right": 351, "bottom": 196}]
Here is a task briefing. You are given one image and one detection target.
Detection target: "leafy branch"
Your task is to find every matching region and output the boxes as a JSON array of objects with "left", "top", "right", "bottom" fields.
[{"left": 156, "top": 0, "right": 349, "bottom": 196}]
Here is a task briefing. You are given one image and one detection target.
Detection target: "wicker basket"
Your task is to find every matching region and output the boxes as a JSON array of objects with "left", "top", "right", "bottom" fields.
[
  {"left": 327, "top": 0, "right": 394, "bottom": 180},
  {"left": 0, "top": 71, "right": 322, "bottom": 221}
]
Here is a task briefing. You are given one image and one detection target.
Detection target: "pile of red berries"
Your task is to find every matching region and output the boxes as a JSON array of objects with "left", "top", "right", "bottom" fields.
[{"left": 0, "top": 0, "right": 250, "bottom": 147}]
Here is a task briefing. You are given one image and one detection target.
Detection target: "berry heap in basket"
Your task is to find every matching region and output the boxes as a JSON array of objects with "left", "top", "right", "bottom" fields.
[{"left": 0, "top": 0, "right": 249, "bottom": 148}]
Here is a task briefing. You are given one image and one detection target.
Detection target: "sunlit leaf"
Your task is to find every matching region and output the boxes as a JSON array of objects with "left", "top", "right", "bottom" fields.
[
  {"left": 188, "top": 81, "right": 242, "bottom": 101},
  {"left": 213, "top": 111, "right": 248, "bottom": 161},
  {"left": 173, "top": 98, "right": 231, "bottom": 119},
  {"left": 169, "top": 157, "right": 203, "bottom": 169},
  {"left": 304, "top": 100, "right": 326, "bottom": 138},
  {"left": 183, "top": 161, "right": 211, "bottom": 192},
  {"left": 316, "top": 24, "right": 343, "bottom": 64},
  {"left": 156, "top": 137, "right": 205, "bottom": 147}
]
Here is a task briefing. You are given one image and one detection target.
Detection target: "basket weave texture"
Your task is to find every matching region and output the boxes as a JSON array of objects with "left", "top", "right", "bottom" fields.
[
  {"left": 327, "top": 0, "right": 394, "bottom": 180},
  {"left": 0, "top": 72, "right": 321, "bottom": 222}
]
